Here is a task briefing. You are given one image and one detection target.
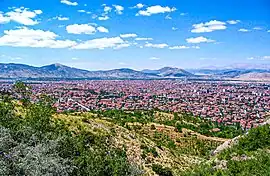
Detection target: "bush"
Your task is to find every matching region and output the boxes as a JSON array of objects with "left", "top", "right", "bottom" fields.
[{"left": 152, "top": 164, "right": 173, "bottom": 176}]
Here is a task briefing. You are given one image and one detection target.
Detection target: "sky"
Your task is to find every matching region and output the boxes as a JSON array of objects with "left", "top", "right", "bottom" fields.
[{"left": 0, "top": 0, "right": 269, "bottom": 70}]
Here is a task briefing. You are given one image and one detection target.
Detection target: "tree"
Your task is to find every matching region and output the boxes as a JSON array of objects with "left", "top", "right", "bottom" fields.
[{"left": 13, "top": 81, "right": 32, "bottom": 106}]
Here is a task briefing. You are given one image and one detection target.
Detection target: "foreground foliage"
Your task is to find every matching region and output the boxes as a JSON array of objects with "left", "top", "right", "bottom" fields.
[
  {"left": 183, "top": 124, "right": 270, "bottom": 176},
  {"left": 0, "top": 82, "right": 269, "bottom": 176},
  {"left": 0, "top": 92, "right": 141, "bottom": 176}
]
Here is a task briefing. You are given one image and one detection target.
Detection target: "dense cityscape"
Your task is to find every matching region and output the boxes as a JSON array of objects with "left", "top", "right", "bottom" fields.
[{"left": 1, "top": 80, "right": 269, "bottom": 129}]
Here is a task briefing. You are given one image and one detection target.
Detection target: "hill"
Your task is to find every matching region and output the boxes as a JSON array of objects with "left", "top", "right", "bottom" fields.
[
  {"left": 142, "top": 67, "right": 194, "bottom": 77},
  {"left": 0, "top": 63, "right": 193, "bottom": 79},
  {"left": 0, "top": 85, "right": 269, "bottom": 175}
]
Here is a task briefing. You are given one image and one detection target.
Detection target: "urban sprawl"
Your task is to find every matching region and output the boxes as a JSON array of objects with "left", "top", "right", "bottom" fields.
[{"left": 1, "top": 80, "right": 269, "bottom": 129}]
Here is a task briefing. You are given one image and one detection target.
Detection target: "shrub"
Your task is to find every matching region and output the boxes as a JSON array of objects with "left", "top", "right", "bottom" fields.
[{"left": 152, "top": 164, "right": 173, "bottom": 176}]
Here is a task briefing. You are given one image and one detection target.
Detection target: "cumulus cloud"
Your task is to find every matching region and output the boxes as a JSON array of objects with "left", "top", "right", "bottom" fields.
[
  {"left": 60, "top": 0, "right": 78, "bottom": 6},
  {"left": 66, "top": 24, "right": 109, "bottom": 34},
  {"left": 53, "top": 16, "right": 69, "bottom": 21},
  {"left": 103, "top": 5, "right": 112, "bottom": 13},
  {"left": 132, "top": 3, "right": 145, "bottom": 9},
  {"left": 135, "top": 37, "right": 153, "bottom": 41},
  {"left": 0, "top": 7, "right": 42, "bottom": 25},
  {"left": 66, "top": 24, "right": 96, "bottom": 34},
  {"left": 191, "top": 20, "right": 226, "bottom": 33},
  {"left": 169, "top": 45, "right": 190, "bottom": 49},
  {"left": 97, "top": 5, "right": 112, "bottom": 20},
  {"left": 145, "top": 42, "right": 168, "bottom": 48},
  {"left": 262, "top": 56, "right": 270, "bottom": 60},
  {"left": 136, "top": 5, "right": 176, "bottom": 16},
  {"left": 186, "top": 36, "right": 215, "bottom": 44},
  {"left": 97, "top": 26, "right": 109, "bottom": 33},
  {"left": 113, "top": 43, "right": 130, "bottom": 50},
  {"left": 113, "top": 5, "right": 124, "bottom": 15},
  {"left": 247, "top": 56, "right": 270, "bottom": 60},
  {"left": 0, "top": 27, "right": 76, "bottom": 48},
  {"left": 165, "top": 15, "right": 172, "bottom": 20},
  {"left": 227, "top": 20, "right": 240, "bottom": 24},
  {"left": 149, "top": 57, "right": 160, "bottom": 60},
  {"left": 0, "top": 13, "right": 9, "bottom": 24},
  {"left": 77, "top": 10, "right": 91, "bottom": 14},
  {"left": 172, "top": 27, "right": 178, "bottom": 31},
  {"left": 192, "top": 46, "right": 200, "bottom": 49},
  {"left": 98, "top": 16, "right": 109, "bottom": 20},
  {"left": 238, "top": 28, "right": 250, "bottom": 32},
  {"left": 72, "top": 37, "right": 128, "bottom": 50},
  {"left": 253, "top": 27, "right": 262, "bottom": 30},
  {"left": 267, "top": 30, "right": 270, "bottom": 33},
  {"left": 120, "top": 33, "right": 138, "bottom": 38}
]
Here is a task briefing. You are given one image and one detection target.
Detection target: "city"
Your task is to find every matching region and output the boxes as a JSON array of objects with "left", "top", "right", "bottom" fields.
[{"left": 1, "top": 80, "right": 269, "bottom": 129}]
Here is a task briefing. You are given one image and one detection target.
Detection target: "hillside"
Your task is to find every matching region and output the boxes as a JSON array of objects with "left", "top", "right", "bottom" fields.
[
  {"left": 142, "top": 67, "right": 194, "bottom": 77},
  {"left": 0, "top": 63, "right": 192, "bottom": 79},
  {"left": 0, "top": 83, "right": 269, "bottom": 175}
]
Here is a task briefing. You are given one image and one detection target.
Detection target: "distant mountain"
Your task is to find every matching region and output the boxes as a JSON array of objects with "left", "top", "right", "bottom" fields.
[
  {"left": 0, "top": 63, "right": 159, "bottom": 79},
  {"left": 235, "top": 72, "right": 270, "bottom": 81},
  {"left": 142, "top": 67, "right": 194, "bottom": 77},
  {"left": 188, "top": 67, "right": 270, "bottom": 79},
  {"left": 0, "top": 63, "right": 91, "bottom": 78},
  {"left": 1, "top": 63, "right": 269, "bottom": 80}
]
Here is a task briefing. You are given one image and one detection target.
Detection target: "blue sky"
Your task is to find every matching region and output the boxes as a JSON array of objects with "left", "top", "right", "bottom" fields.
[{"left": 0, "top": 0, "right": 269, "bottom": 70}]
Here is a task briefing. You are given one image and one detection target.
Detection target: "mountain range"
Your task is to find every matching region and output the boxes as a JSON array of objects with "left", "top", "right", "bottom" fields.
[{"left": 0, "top": 63, "right": 269, "bottom": 80}]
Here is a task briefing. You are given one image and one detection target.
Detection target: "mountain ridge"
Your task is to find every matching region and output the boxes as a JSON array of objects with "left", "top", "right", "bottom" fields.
[
  {"left": 0, "top": 63, "right": 193, "bottom": 79},
  {"left": 0, "top": 63, "right": 269, "bottom": 80}
]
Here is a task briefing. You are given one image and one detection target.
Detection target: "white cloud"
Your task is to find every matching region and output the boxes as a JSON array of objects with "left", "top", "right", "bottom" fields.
[
  {"left": 169, "top": 45, "right": 190, "bottom": 49},
  {"left": 55, "top": 16, "right": 69, "bottom": 21},
  {"left": 227, "top": 20, "right": 240, "bottom": 24},
  {"left": 97, "top": 26, "right": 109, "bottom": 33},
  {"left": 253, "top": 27, "right": 262, "bottom": 30},
  {"left": 113, "top": 5, "right": 124, "bottom": 15},
  {"left": 72, "top": 37, "right": 127, "bottom": 50},
  {"left": 132, "top": 3, "right": 144, "bottom": 9},
  {"left": 97, "top": 5, "right": 113, "bottom": 20},
  {"left": 192, "top": 46, "right": 200, "bottom": 49},
  {"left": 34, "top": 10, "right": 42, "bottom": 15},
  {"left": 145, "top": 42, "right": 168, "bottom": 48},
  {"left": 186, "top": 36, "right": 215, "bottom": 44},
  {"left": 149, "top": 57, "right": 160, "bottom": 60},
  {"left": 180, "top": 13, "right": 187, "bottom": 16},
  {"left": 60, "top": 0, "right": 78, "bottom": 6},
  {"left": 66, "top": 24, "right": 96, "bottom": 34},
  {"left": 113, "top": 43, "right": 130, "bottom": 50},
  {"left": 71, "top": 57, "right": 79, "bottom": 60},
  {"left": 0, "top": 27, "right": 77, "bottom": 48},
  {"left": 104, "top": 6, "right": 112, "bottom": 13},
  {"left": 267, "top": 30, "right": 270, "bottom": 33},
  {"left": 247, "top": 56, "right": 270, "bottom": 60},
  {"left": 136, "top": 5, "right": 177, "bottom": 16},
  {"left": 1, "top": 7, "right": 43, "bottom": 25},
  {"left": 238, "top": 28, "right": 250, "bottom": 32},
  {"left": 0, "top": 13, "right": 9, "bottom": 24},
  {"left": 78, "top": 10, "right": 91, "bottom": 14},
  {"left": 263, "top": 56, "right": 270, "bottom": 60},
  {"left": 98, "top": 16, "right": 109, "bottom": 21},
  {"left": 172, "top": 27, "right": 178, "bottom": 31},
  {"left": 165, "top": 15, "right": 172, "bottom": 20},
  {"left": 191, "top": 20, "right": 227, "bottom": 33},
  {"left": 120, "top": 33, "right": 138, "bottom": 38},
  {"left": 119, "top": 62, "right": 127, "bottom": 65},
  {"left": 135, "top": 37, "right": 153, "bottom": 41}
]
